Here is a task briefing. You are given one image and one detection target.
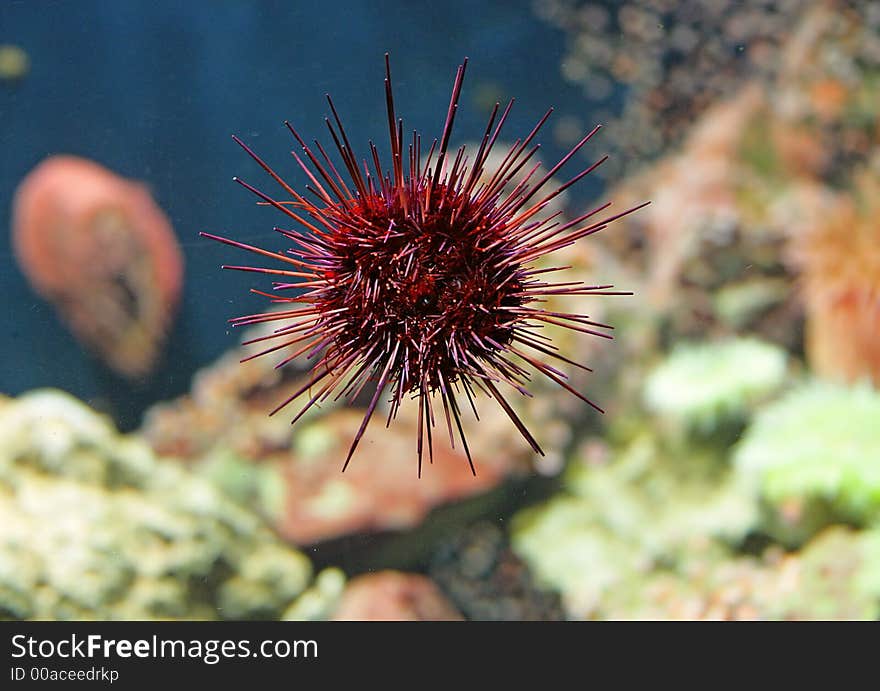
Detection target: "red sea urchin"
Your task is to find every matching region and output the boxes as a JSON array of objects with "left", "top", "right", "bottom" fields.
[{"left": 202, "top": 55, "right": 646, "bottom": 476}]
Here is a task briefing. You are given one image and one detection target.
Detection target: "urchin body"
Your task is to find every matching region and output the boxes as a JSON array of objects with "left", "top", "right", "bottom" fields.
[
  {"left": 325, "top": 183, "right": 527, "bottom": 386},
  {"left": 203, "top": 56, "right": 646, "bottom": 475}
]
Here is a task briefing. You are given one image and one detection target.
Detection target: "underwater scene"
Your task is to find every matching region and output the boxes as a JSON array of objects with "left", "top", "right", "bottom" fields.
[{"left": 2, "top": 0, "right": 880, "bottom": 621}]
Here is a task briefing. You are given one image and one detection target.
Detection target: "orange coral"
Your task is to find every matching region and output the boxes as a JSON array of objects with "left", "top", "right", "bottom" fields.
[
  {"left": 12, "top": 155, "right": 183, "bottom": 379},
  {"left": 789, "top": 173, "right": 880, "bottom": 385}
]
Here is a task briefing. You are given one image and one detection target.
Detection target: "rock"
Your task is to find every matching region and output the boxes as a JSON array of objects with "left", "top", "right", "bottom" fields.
[
  {"left": 268, "top": 405, "right": 531, "bottom": 545},
  {"left": 332, "top": 571, "right": 462, "bottom": 621},
  {"left": 429, "top": 521, "right": 565, "bottom": 621}
]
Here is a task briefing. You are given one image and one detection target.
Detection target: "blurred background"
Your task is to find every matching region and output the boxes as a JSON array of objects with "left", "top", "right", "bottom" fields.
[{"left": 1, "top": 0, "right": 879, "bottom": 620}]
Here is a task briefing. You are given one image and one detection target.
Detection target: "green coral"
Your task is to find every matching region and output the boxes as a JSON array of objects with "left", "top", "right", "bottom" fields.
[
  {"left": 512, "top": 436, "right": 756, "bottom": 617},
  {"left": 513, "top": 426, "right": 880, "bottom": 619},
  {"left": 643, "top": 337, "right": 788, "bottom": 434},
  {"left": 734, "top": 380, "right": 880, "bottom": 543},
  {"left": 0, "top": 389, "right": 318, "bottom": 620}
]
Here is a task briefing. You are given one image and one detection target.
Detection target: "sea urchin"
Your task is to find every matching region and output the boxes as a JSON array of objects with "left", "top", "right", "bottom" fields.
[{"left": 202, "top": 56, "right": 646, "bottom": 476}]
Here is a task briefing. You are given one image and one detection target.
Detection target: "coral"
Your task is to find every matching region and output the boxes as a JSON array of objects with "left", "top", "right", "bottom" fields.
[
  {"left": 331, "top": 571, "right": 463, "bottom": 621},
  {"left": 141, "top": 308, "right": 319, "bottom": 462},
  {"left": 12, "top": 156, "right": 183, "bottom": 380},
  {"left": 512, "top": 426, "right": 880, "bottom": 619},
  {"left": 500, "top": 0, "right": 880, "bottom": 621},
  {"left": 511, "top": 435, "right": 757, "bottom": 618},
  {"left": 0, "top": 390, "right": 315, "bottom": 620},
  {"left": 588, "top": 84, "right": 805, "bottom": 382},
  {"left": 733, "top": 380, "right": 880, "bottom": 544},
  {"left": 643, "top": 337, "right": 788, "bottom": 434},
  {"left": 266, "top": 405, "right": 530, "bottom": 544},
  {"left": 429, "top": 521, "right": 565, "bottom": 621},
  {"left": 787, "top": 172, "right": 880, "bottom": 386}
]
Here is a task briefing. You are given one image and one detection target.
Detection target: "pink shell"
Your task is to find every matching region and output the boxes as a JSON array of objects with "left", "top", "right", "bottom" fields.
[{"left": 12, "top": 155, "right": 183, "bottom": 379}]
